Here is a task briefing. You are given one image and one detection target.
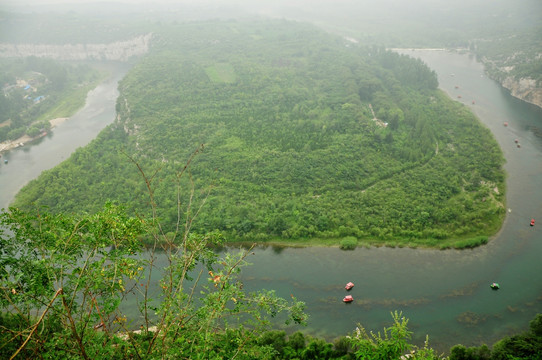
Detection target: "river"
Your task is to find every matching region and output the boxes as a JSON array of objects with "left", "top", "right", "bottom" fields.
[
  {"left": 238, "top": 50, "right": 542, "bottom": 350},
  {"left": 0, "top": 62, "right": 131, "bottom": 209},
  {"left": 1, "top": 52, "right": 541, "bottom": 352}
]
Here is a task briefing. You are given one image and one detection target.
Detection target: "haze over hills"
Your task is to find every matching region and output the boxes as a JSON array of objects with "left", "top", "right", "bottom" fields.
[{"left": 2, "top": 0, "right": 541, "bottom": 108}]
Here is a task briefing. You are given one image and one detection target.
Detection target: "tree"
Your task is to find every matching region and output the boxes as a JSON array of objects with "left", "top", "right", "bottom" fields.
[
  {"left": 0, "top": 147, "right": 306, "bottom": 359},
  {"left": 348, "top": 311, "right": 441, "bottom": 359}
]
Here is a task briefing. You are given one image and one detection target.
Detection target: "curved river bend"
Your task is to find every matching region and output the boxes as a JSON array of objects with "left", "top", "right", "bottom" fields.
[
  {"left": 1, "top": 53, "right": 541, "bottom": 351},
  {"left": 0, "top": 62, "right": 130, "bottom": 209}
]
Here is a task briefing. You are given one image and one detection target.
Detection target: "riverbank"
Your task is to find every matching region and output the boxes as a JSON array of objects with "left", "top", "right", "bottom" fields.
[
  {"left": 0, "top": 117, "right": 69, "bottom": 155},
  {"left": 204, "top": 233, "right": 492, "bottom": 251},
  {"left": 394, "top": 47, "right": 542, "bottom": 111},
  {"left": 0, "top": 49, "right": 539, "bottom": 353}
]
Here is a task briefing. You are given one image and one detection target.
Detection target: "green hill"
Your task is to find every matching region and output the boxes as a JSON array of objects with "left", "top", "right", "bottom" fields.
[{"left": 11, "top": 20, "right": 505, "bottom": 248}]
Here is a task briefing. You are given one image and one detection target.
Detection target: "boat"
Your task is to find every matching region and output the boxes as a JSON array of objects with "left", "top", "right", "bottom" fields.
[
  {"left": 345, "top": 282, "right": 354, "bottom": 290},
  {"left": 343, "top": 295, "right": 353, "bottom": 303},
  {"left": 531, "top": 219, "right": 535, "bottom": 226},
  {"left": 490, "top": 283, "right": 500, "bottom": 290},
  {"left": 3, "top": 159, "right": 7, "bottom": 164},
  {"left": 504, "top": 122, "right": 508, "bottom": 126}
]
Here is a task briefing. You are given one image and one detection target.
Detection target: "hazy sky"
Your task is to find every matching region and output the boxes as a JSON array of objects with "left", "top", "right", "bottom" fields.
[{"left": 2, "top": 0, "right": 541, "bottom": 45}]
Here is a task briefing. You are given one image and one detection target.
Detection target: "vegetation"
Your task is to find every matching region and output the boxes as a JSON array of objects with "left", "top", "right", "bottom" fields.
[
  {"left": 0, "top": 5, "right": 538, "bottom": 359},
  {"left": 0, "top": 152, "right": 306, "bottom": 359},
  {"left": 339, "top": 236, "right": 357, "bottom": 250},
  {"left": 0, "top": 150, "right": 539, "bottom": 358},
  {"left": 11, "top": 20, "right": 505, "bottom": 248},
  {"left": 2, "top": 191, "right": 539, "bottom": 360},
  {"left": 279, "top": 0, "right": 542, "bottom": 102},
  {"left": 471, "top": 25, "right": 542, "bottom": 86},
  {"left": 449, "top": 314, "right": 542, "bottom": 360},
  {"left": 0, "top": 57, "right": 104, "bottom": 143},
  {"left": 0, "top": 150, "right": 442, "bottom": 359}
]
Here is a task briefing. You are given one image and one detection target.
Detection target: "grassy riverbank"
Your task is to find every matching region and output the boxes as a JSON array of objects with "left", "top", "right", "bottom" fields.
[
  {"left": 220, "top": 234, "right": 491, "bottom": 250},
  {"left": 36, "top": 71, "right": 108, "bottom": 122},
  {"left": 0, "top": 67, "right": 108, "bottom": 155}
]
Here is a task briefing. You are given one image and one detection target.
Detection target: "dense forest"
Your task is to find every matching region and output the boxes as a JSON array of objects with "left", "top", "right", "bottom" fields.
[
  {"left": 1, "top": 191, "right": 540, "bottom": 359},
  {"left": 0, "top": 57, "right": 103, "bottom": 142},
  {"left": 0, "top": 4, "right": 539, "bottom": 359},
  {"left": 11, "top": 20, "right": 505, "bottom": 248}
]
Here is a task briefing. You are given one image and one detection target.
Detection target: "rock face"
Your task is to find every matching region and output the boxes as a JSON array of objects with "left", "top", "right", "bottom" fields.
[
  {"left": 501, "top": 76, "right": 542, "bottom": 109},
  {"left": 0, "top": 33, "right": 152, "bottom": 61}
]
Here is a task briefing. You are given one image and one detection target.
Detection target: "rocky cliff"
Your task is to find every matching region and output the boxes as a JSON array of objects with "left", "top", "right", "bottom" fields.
[
  {"left": 501, "top": 76, "right": 542, "bottom": 109},
  {"left": 0, "top": 33, "right": 152, "bottom": 61}
]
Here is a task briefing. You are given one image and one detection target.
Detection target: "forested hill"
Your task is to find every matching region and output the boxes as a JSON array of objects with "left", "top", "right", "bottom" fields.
[{"left": 12, "top": 20, "right": 505, "bottom": 248}]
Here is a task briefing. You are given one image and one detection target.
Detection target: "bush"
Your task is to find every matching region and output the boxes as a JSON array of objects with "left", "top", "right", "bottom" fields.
[
  {"left": 26, "top": 126, "right": 41, "bottom": 137},
  {"left": 339, "top": 236, "right": 357, "bottom": 250},
  {"left": 453, "top": 236, "right": 488, "bottom": 249},
  {"left": 258, "top": 330, "right": 287, "bottom": 356}
]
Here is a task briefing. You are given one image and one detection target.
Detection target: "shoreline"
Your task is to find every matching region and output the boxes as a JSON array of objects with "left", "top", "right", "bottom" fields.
[{"left": 0, "top": 117, "right": 68, "bottom": 155}]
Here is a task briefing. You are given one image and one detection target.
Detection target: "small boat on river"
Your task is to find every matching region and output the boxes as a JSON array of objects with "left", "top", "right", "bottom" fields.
[
  {"left": 504, "top": 122, "right": 508, "bottom": 126},
  {"left": 343, "top": 295, "right": 353, "bottom": 303},
  {"left": 490, "top": 283, "right": 500, "bottom": 290},
  {"left": 531, "top": 219, "right": 535, "bottom": 226},
  {"left": 345, "top": 282, "right": 354, "bottom": 290}
]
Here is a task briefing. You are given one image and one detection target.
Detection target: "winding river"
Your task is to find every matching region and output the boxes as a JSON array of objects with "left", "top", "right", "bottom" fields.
[
  {"left": 1, "top": 52, "right": 541, "bottom": 351},
  {"left": 0, "top": 62, "right": 131, "bottom": 209}
]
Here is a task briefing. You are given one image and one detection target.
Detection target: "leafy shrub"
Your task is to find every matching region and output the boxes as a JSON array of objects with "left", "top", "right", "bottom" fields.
[
  {"left": 453, "top": 236, "right": 488, "bottom": 249},
  {"left": 339, "top": 236, "right": 358, "bottom": 250}
]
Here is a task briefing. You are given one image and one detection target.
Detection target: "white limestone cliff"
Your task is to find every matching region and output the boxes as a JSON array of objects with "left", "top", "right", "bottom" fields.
[{"left": 0, "top": 33, "right": 152, "bottom": 61}]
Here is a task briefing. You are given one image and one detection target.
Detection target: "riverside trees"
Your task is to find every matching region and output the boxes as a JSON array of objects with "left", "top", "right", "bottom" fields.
[
  {"left": 0, "top": 57, "right": 103, "bottom": 143},
  {"left": 0, "top": 148, "right": 306, "bottom": 359},
  {"left": 11, "top": 20, "right": 505, "bottom": 248}
]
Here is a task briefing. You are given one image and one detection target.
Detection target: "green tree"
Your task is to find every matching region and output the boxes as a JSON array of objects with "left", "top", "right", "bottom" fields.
[
  {"left": 348, "top": 311, "right": 440, "bottom": 359},
  {"left": 0, "top": 148, "right": 306, "bottom": 359}
]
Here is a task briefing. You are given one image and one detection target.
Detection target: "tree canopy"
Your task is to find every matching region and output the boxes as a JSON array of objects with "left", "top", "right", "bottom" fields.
[{"left": 11, "top": 20, "right": 505, "bottom": 248}]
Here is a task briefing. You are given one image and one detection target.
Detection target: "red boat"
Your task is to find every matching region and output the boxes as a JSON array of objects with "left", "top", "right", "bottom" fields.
[
  {"left": 531, "top": 219, "right": 535, "bottom": 226},
  {"left": 504, "top": 122, "right": 508, "bottom": 126},
  {"left": 345, "top": 282, "right": 354, "bottom": 290},
  {"left": 343, "top": 295, "right": 353, "bottom": 303}
]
